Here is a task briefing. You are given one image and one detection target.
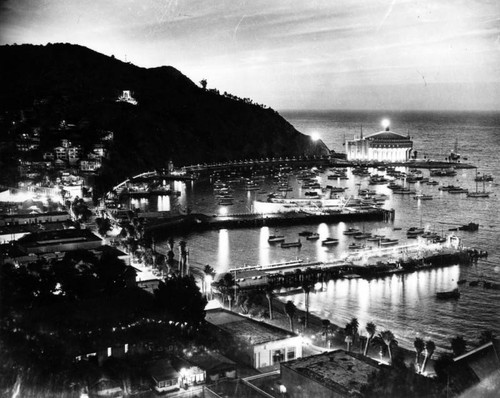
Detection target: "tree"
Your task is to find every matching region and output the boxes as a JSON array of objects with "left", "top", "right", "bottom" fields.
[
  {"left": 264, "top": 283, "right": 275, "bottom": 320},
  {"left": 344, "top": 323, "right": 353, "bottom": 351},
  {"left": 364, "top": 322, "right": 376, "bottom": 356},
  {"left": 350, "top": 317, "right": 359, "bottom": 350},
  {"left": 284, "top": 301, "right": 296, "bottom": 332},
  {"left": 302, "top": 283, "right": 311, "bottom": 329},
  {"left": 203, "top": 264, "right": 215, "bottom": 295},
  {"left": 421, "top": 340, "right": 436, "bottom": 374},
  {"left": 200, "top": 79, "right": 207, "bottom": 89},
  {"left": 451, "top": 336, "right": 467, "bottom": 357},
  {"left": 414, "top": 337, "right": 425, "bottom": 373},
  {"left": 155, "top": 275, "right": 207, "bottom": 324},
  {"left": 380, "top": 330, "right": 398, "bottom": 364},
  {"left": 322, "top": 319, "right": 332, "bottom": 341}
]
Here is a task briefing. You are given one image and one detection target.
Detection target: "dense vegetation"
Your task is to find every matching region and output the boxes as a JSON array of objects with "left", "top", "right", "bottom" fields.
[{"left": 0, "top": 250, "right": 207, "bottom": 395}]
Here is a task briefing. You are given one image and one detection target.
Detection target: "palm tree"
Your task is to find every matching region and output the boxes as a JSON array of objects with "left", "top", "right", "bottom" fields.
[
  {"left": 284, "top": 301, "right": 296, "bottom": 332},
  {"left": 322, "top": 319, "right": 332, "bottom": 342},
  {"left": 421, "top": 340, "right": 436, "bottom": 374},
  {"left": 380, "top": 330, "right": 398, "bottom": 364},
  {"left": 302, "top": 283, "right": 311, "bottom": 329},
  {"left": 364, "top": 322, "right": 376, "bottom": 356},
  {"left": 344, "top": 323, "right": 353, "bottom": 351},
  {"left": 414, "top": 337, "right": 425, "bottom": 373},
  {"left": 451, "top": 336, "right": 467, "bottom": 357},
  {"left": 350, "top": 317, "right": 359, "bottom": 350},
  {"left": 203, "top": 264, "right": 215, "bottom": 296},
  {"left": 264, "top": 283, "right": 275, "bottom": 320}
]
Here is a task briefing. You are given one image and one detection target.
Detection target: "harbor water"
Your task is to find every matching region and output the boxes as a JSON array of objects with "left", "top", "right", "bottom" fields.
[{"left": 144, "top": 110, "right": 500, "bottom": 353}]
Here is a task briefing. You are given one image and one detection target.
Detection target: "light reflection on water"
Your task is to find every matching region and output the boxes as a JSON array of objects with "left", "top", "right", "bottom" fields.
[{"left": 145, "top": 111, "right": 500, "bottom": 351}]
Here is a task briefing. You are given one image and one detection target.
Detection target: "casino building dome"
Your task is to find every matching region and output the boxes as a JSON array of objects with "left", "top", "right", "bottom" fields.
[{"left": 345, "top": 124, "right": 413, "bottom": 162}]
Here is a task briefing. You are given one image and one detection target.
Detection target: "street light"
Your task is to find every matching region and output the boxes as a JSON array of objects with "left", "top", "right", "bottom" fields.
[
  {"left": 205, "top": 274, "right": 213, "bottom": 299},
  {"left": 310, "top": 132, "right": 320, "bottom": 141}
]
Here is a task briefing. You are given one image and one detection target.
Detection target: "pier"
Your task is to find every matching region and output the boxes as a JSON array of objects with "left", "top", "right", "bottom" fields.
[
  {"left": 145, "top": 208, "right": 395, "bottom": 234},
  {"left": 214, "top": 250, "right": 471, "bottom": 292}
]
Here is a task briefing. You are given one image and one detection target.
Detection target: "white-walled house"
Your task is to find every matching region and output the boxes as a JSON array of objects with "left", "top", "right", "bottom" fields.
[{"left": 205, "top": 308, "right": 303, "bottom": 369}]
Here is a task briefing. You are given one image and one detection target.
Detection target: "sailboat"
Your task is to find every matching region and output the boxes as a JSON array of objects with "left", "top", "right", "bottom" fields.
[{"left": 467, "top": 168, "right": 490, "bottom": 198}]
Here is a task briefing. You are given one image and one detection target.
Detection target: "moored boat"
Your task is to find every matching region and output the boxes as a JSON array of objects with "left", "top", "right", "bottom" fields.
[
  {"left": 281, "top": 240, "right": 302, "bottom": 248},
  {"left": 436, "top": 288, "right": 460, "bottom": 299},
  {"left": 322, "top": 237, "right": 339, "bottom": 246},
  {"left": 268, "top": 235, "right": 285, "bottom": 243},
  {"left": 306, "top": 233, "right": 320, "bottom": 240},
  {"left": 379, "top": 238, "right": 399, "bottom": 246}
]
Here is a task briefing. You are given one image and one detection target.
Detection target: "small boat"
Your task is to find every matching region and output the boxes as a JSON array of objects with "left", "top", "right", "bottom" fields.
[
  {"left": 306, "top": 233, "right": 320, "bottom": 240},
  {"left": 393, "top": 188, "right": 414, "bottom": 195},
  {"left": 298, "top": 230, "right": 313, "bottom": 237},
  {"left": 330, "top": 187, "right": 347, "bottom": 193},
  {"left": 407, "top": 227, "right": 425, "bottom": 236},
  {"left": 448, "top": 188, "right": 468, "bottom": 194},
  {"left": 475, "top": 174, "right": 493, "bottom": 182},
  {"left": 367, "top": 235, "right": 385, "bottom": 242},
  {"left": 322, "top": 238, "right": 339, "bottom": 246},
  {"left": 393, "top": 227, "right": 402, "bottom": 231},
  {"left": 467, "top": 192, "right": 490, "bottom": 198},
  {"left": 439, "top": 185, "right": 462, "bottom": 191},
  {"left": 458, "top": 222, "right": 479, "bottom": 231},
  {"left": 281, "top": 240, "right": 302, "bottom": 248},
  {"left": 268, "top": 235, "right": 286, "bottom": 243},
  {"left": 436, "top": 288, "right": 460, "bottom": 299},
  {"left": 432, "top": 236, "right": 447, "bottom": 243},
  {"left": 457, "top": 279, "right": 467, "bottom": 285},
  {"left": 348, "top": 242, "right": 364, "bottom": 250},
  {"left": 218, "top": 198, "right": 234, "bottom": 205},
  {"left": 343, "top": 228, "right": 362, "bottom": 236},
  {"left": 426, "top": 180, "right": 439, "bottom": 186},
  {"left": 468, "top": 171, "right": 490, "bottom": 197},
  {"left": 379, "top": 238, "right": 399, "bottom": 246}
]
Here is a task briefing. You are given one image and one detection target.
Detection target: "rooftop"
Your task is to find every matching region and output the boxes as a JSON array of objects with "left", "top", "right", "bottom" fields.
[
  {"left": 206, "top": 308, "right": 296, "bottom": 345},
  {"left": 16, "top": 228, "right": 102, "bottom": 248},
  {"left": 281, "top": 350, "right": 380, "bottom": 396},
  {"left": 364, "top": 130, "right": 410, "bottom": 141}
]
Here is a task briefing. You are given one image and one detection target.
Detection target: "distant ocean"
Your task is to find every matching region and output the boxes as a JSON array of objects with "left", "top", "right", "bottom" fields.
[{"left": 154, "top": 110, "right": 500, "bottom": 353}]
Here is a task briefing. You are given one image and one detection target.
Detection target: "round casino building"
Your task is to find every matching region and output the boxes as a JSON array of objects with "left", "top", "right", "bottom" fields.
[{"left": 345, "top": 121, "right": 413, "bottom": 162}]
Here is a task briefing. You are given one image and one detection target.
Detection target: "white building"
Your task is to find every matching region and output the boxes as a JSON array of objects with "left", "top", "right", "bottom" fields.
[
  {"left": 346, "top": 125, "right": 413, "bottom": 162},
  {"left": 206, "top": 308, "right": 303, "bottom": 369},
  {"left": 117, "top": 90, "right": 138, "bottom": 105}
]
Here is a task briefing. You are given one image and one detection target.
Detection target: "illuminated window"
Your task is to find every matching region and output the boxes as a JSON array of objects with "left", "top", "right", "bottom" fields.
[{"left": 287, "top": 347, "right": 296, "bottom": 360}]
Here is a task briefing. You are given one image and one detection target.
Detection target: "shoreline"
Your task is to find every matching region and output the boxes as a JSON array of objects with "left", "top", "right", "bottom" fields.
[{"left": 219, "top": 295, "right": 439, "bottom": 376}]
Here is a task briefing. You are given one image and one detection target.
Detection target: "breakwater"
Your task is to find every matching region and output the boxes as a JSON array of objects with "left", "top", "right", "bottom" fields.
[{"left": 145, "top": 208, "right": 395, "bottom": 235}]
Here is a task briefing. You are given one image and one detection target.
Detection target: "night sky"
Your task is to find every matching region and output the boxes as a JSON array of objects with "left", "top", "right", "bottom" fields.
[{"left": 1, "top": 0, "right": 499, "bottom": 110}]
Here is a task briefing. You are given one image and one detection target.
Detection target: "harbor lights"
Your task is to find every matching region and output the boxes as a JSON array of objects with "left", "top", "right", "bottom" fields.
[
  {"left": 381, "top": 119, "right": 390, "bottom": 131},
  {"left": 310, "top": 131, "right": 320, "bottom": 141}
]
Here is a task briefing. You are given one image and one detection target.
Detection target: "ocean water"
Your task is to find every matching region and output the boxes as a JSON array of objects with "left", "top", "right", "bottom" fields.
[{"left": 150, "top": 110, "right": 500, "bottom": 353}]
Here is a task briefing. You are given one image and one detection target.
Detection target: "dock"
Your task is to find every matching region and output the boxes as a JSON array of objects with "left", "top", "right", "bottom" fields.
[{"left": 145, "top": 208, "right": 395, "bottom": 234}]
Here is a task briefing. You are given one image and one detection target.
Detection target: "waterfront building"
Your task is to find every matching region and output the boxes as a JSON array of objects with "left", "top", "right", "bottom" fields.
[
  {"left": 205, "top": 308, "right": 303, "bottom": 369},
  {"left": 279, "top": 350, "right": 380, "bottom": 398},
  {"left": 345, "top": 122, "right": 413, "bottom": 162},
  {"left": 15, "top": 228, "right": 102, "bottom": 255}
]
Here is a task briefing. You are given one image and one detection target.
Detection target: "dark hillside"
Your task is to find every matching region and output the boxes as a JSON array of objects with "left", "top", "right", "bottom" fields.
[{"left": 0, "top": 43, "right": 330, "bottom": 188}]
